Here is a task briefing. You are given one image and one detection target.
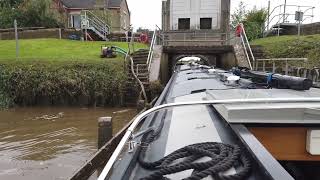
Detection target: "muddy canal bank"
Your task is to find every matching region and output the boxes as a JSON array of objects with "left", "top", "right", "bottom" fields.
[{"left": 0, "top": 107, "right": 136, "bottom": 180}]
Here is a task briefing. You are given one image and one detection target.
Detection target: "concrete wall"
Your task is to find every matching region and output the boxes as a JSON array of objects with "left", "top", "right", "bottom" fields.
[
  {"left": 162, "top": 0, "right": 171, "bottom": 31},
  {"left": 119, "top": 0, "right": 131, "bottom": 31},
  {"left": 170, "top": 0, "right": 221, "bottom": 30},
  {"left": 108, "top": 1, "right": 130, "bottom": 33},
  {"left": 109, "top": 9, "right": 121, "bottom": 32},
  {"left": 160, "top": 53, "right": 170, "bottom": 83},
  {"left": 164, "top": 0, "right": 230, "bottom": 33},
  {"left": 220, "top": 0, "right": 230, "bottom": 35},
  {"left": 219, "top": 52, "right": 237, "bottom": 69}
]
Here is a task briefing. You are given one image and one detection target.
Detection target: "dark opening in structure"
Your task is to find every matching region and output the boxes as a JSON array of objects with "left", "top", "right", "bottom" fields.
[
  {"left": 178, "top": 18, "right": 190, "bottom": 30},
  {"left": 200, "top": 18, "right": 212, "bottom": 29}
]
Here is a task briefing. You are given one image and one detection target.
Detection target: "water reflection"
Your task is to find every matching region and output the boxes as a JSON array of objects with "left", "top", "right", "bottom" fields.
[{"left": 0, "top": 107, "right": 136, "bottom": 180}]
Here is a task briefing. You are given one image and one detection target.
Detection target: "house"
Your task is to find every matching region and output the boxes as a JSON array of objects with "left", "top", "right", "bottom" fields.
[
  {"left": 53, "top": 0, "right": 131, "bottom": 33},
  {"left": 162, "top": 0, "right": 230, "bottom": 32}
]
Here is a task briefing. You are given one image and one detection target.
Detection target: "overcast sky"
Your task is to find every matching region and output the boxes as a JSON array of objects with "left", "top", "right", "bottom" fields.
[{"left": 127, "top": 0, "right": 320, "bottom": 30}]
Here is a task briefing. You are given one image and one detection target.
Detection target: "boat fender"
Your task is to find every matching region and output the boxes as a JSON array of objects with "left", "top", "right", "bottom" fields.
[{"left": 267, "top": 73, "right": 274, "bottom": 88}]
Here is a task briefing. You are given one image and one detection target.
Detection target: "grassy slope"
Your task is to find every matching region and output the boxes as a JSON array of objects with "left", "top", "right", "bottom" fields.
[
  {"left": 0, "top": 39, "right": 148, "bottom": 107},
  {"left": 252, "top": 35, "right": 320, "bottom": 68},
  {"left": 0, "top": 39, "right": 148, "bottom": 62}
]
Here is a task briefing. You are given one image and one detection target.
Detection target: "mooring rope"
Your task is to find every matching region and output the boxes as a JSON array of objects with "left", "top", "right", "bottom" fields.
[{"left": 138, "top": 141, "right": 251, "bottom": 180}]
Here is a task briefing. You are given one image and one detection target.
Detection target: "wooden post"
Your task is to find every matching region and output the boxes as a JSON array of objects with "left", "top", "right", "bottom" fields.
[
  {"left": 273, "top": 61, "right": 276, "bottom": 73},
  {"left": 98, "top": 117, "right": 113, "bottom": 149},
  {"left": 14, "top": 19, "right": 19, "bottom": 59},
  {"left": 58, "top": 28, "right": 62, "bottom": 39},
  {"left": 285, "top": 59, "right": 289, "bottom": 75}
]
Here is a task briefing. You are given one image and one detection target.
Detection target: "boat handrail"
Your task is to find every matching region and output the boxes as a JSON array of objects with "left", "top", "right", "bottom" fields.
[{"left": 97, "top": 97, "right": 320, "bottom": 180}]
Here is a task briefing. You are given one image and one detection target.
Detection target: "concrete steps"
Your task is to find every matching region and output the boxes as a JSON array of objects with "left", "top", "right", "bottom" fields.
[
  {"left": 124, "top": 49, "right": 150, "bottom": 105},
  {"left": 233, "top": 38, "right": 251, "bottom": 68}
]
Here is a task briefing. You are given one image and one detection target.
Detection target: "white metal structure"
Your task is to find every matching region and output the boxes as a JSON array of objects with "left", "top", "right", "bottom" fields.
[
  {"left": 170, "top": 0, "right": 221, "bottom": 30},
  {"left": 81, "top": 10, "right": 110, "bottom": 40}
]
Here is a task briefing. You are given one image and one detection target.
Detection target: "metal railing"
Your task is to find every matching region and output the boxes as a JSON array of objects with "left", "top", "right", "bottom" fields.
[
  {"left": 97, "top": 98, "right": 320, "bottom": 180},
  {"left": 264, "top": 4, "right": 315, "bottom": 36},
  {"left": 81, "top": 10, "right": 110, "bottom": 40},
  {"left": 162, "top": 31, "right": 227, "bottom": 46},
  {"left": 147, "top": 25, "right": 162, "bottom": 72},
  {"left": 239, "top": 23, "right": 255, "bottom": 70},
  {"left": 256, "top": 58, "right": 308, "bottom": 75}
]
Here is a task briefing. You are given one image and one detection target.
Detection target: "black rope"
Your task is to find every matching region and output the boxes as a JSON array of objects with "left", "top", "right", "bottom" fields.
[{"left": 138, "top": 140, "right": 251, "bottom": 180}]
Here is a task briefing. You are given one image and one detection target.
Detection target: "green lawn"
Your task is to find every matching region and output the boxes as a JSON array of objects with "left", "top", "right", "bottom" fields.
[
  {"left": 252, "top": 34, "right": 320, "bottom": 68},
  {"left": 0, "top": 39, "right": 148, "bottom": 62}
]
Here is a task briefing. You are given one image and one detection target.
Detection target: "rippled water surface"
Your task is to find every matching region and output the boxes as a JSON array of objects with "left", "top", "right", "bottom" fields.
[{"left": 0, "top": 107, "right": 136, "bottom": 180}]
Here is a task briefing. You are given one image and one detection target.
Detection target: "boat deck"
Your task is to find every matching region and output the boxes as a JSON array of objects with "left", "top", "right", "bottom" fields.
[{"left": 103, "top": 64, "right": 320, "bottom": 180}]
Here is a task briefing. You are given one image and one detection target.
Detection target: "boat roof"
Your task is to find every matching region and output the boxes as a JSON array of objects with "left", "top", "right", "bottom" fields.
[{"left": 103, "top": 64, "right": 317, "bottom": 180}]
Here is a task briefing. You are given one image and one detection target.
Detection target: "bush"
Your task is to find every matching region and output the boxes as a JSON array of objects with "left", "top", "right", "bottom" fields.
[
  {"left": 0, "top": 0, "right": 63, "bottom": 29},
  {"left": 243, "top": 9, "right": 268, "bottom": 41},
  {"left": 0, "top": 60, "right": 127, "bottom": 107},
  {"left": 231, "top": 1, "right": 268, "bottom": 41}
]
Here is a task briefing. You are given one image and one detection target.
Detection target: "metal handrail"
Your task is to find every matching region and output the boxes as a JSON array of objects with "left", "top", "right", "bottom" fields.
[
  {"left": 239, "top": 23, "right": 254, "bottom": 70},
  {"left": 264, "top": 4, "right": 315, "bottom": 35},
  {"left": 162, "top": 31, "right": 227, "bottom": 46},
  {"left": 147, "top": 26, "right": 159, "bottom": 72},
  {"left": 83, "top": 10, "right": 110, "bottom": 30},
  {"left": 82, "top": 10, "right": 110, "bottom": 40},
  {"left": 256, "top": 58, "right": 308, "bottom": 74},
  {"left": 97, "top": 97, "right": 320, "bottom": 180}
]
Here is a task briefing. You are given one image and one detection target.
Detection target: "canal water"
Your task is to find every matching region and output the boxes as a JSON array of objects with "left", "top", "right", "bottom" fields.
[{"left": 0, "top": 107, "right": 137, "bottom": 180}]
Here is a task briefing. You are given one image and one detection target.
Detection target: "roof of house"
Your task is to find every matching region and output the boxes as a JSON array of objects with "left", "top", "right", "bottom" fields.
[
  {"left": 60, "top": 0, "right": 96, "bottom": 9},
  {"left": 108, "top": 0, "right": 122, "bottom": 7},
  {"left": 60, "top": 0, "right": 125, "bottom": 9}
]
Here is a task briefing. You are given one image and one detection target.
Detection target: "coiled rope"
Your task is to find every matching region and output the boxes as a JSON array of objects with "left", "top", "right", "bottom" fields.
[{"left": 138, "top": 141, "right": 251, "bottom": 180}]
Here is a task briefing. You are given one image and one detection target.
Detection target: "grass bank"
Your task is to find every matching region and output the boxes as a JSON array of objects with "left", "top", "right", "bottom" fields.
[
  {"left": 0, "top": 39, "right": 148, "bottom": 61},
  {"left": 0, "top": 39, "right": 148, "bottom": 108},
  {"left": 252, "top": 35, "right": 320, "bottom": 68}
]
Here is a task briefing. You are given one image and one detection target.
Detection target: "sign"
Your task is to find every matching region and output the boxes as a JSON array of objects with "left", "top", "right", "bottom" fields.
[{"left": 295, "top": 11, "right": 304, "bottom": 21}]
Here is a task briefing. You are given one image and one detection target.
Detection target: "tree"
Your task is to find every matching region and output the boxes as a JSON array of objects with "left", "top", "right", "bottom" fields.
[
  {"left": 231, "top": 1, "right": 246, "bottom": 28},
  {"left": 0, "top": 0, "right": 23, "bottom": 8},
  {"left": 243, "top": 8, "right": 268, "bottom": 40},
  {"left": 19, "top": 0, "right": 63, "bottom": 27},
  {"left": 0, "top": 0, "right": 63, "bottom": 29},
  {"left": 231, "top": 2, "right": 268, "bottom": 41}
]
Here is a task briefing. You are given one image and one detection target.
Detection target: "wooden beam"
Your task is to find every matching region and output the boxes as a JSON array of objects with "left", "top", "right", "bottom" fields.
[{"left": 248, "top": 127, "right": 320, "bottom": 161}]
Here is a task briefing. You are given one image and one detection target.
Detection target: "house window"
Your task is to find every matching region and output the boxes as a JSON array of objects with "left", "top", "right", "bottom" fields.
[
  {"left": 71, "top": 15, "right": 81, "bottom": 29},
  {"left": 200, "top": 18, "right": 212, "bottom": 29},
  {"left": 178, "top": 18, "right": 190, "bottom": 30}
]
